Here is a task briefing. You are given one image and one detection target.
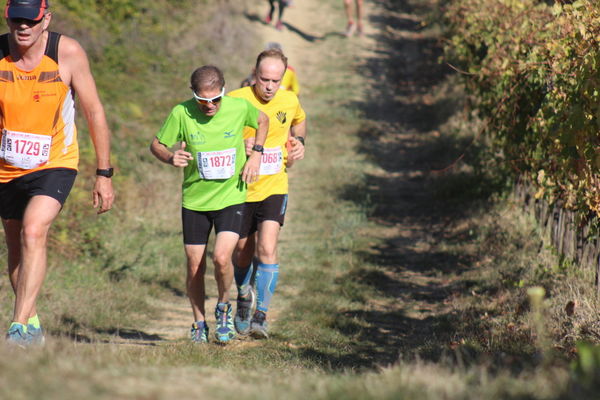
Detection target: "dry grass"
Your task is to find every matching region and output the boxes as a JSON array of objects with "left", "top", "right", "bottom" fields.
[{"left": 1, "top": 0, "right": 600, "bottom": 399}]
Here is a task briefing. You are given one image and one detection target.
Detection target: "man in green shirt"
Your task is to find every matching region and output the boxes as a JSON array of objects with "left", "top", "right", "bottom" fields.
[{"left": 150, "top": 65, "right": 268, "bottom": 344}]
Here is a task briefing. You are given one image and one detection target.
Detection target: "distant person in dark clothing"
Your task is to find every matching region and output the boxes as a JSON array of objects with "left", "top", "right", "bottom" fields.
[
  {"left": 344, "top": 0, "right": 364, "bottom": 37},
  {"left": 265, "top": 0, "right": 287, "bottom": 31}
]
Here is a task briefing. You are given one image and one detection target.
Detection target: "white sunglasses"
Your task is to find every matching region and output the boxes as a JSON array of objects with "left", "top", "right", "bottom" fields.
[{"left": 192, "top": 87, "right": 225, "bottom": 105}]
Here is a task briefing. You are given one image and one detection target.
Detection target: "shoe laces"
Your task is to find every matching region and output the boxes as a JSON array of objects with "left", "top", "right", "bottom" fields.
[
  {"left": 237, "top": 305, "right": 251, "bottom": 320},
  {"left": 253, "top": 311, "right": 266, "bottom": 324},
  {"left": 218, "top": 304, "right": 231, "bottom": 326}
]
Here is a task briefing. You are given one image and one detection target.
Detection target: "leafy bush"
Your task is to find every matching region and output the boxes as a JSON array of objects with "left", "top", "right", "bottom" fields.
[{"left": 444, "top": 0, "right": 600, "bottom": 224}]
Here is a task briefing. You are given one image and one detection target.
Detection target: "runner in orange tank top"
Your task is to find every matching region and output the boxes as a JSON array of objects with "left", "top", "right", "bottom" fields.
[
  {"left": 0, "top": 33, "right": 79, "bottom": 181},
  {"left": 0, "top": 0, "right": 114, "bottom": 347}
]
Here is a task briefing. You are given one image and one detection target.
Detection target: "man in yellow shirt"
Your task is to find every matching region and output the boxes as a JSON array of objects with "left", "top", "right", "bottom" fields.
[
  {"left": 228, "top": 48, "right": 306, "bottom": 338},
  {"left": 240, "top": 42, "right": 300, "bottom": 97},
  {"left": 239, "top": 64, "right": 300, "bottom": 96},
  {"left": 280, "top": 65, "right": 299, "bottom": 96}
]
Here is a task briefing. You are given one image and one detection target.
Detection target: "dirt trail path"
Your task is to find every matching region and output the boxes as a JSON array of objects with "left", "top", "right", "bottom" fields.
[
  {"left": 114, "top": 0, "right": 454, "bottom": 356},
  {"left": 338, "top": 0, "right": 463, "bottom": 365},
  {"left": 111, "top": 0, "right": 351, "bottom": 346},
  {"left": 242, "top": 0, "right": 457, "bottom": 365}
]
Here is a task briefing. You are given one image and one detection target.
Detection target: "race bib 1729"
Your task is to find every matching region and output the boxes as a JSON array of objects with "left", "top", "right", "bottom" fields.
[{"left": 0, "top": 129, "right": 52, "bottom": 170}]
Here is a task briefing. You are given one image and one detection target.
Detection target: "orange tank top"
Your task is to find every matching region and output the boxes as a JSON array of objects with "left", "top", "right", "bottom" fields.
[{"left": 0, "top": 32, "right": 78, "bottom": 183}]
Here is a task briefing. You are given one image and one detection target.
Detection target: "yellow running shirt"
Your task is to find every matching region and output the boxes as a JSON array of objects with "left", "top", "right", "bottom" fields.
[
  {"left": 0, "top": 32, "right": 78, "bottom": 183},
  {"left": 228, "top": 86, "right": 306, "bottom": 202},
  {"left": 281, "top": 66, "right": 300, "bottom": 96}
]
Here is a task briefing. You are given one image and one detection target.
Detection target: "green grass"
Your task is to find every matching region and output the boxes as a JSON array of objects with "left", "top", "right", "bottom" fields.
[{"left": 2, "top": 0, "right": 600, "bottom": 398}]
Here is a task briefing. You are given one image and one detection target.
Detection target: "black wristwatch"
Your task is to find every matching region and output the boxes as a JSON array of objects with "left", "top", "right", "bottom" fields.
[
  {"left": 96, "top": 168, "right": 114, "bottom": 178},
  {"left": 252, "top": 144, "right": 264, "bottom": 153},
  {"left": 296, "top": 136, "right": 305, "bottom": 146}
]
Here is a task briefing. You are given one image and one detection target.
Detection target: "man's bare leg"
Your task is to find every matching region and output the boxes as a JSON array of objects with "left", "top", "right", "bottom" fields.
[
  {"left": 343, "top": 0, "right": 356, "bottom": 36},
  {"left": 213, "top": 231, "right": 239, "bottom": 304},
  {"left": 184, "top": 244, "right": 208, "bottom": 322},
  {"left": 12, "top": 195, "right": 61, "bottom": 325}
]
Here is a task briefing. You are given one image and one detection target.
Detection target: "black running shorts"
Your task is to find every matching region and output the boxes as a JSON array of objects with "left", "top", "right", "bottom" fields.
[
  {"left": 182, "top": 203, "right": 245, "bottom": 245},
  {"left": 239, "top": 194, "right": 288, "bottom": 239},
  {"left": 0, "top": 168, "right": 77, "bottom": 220}
]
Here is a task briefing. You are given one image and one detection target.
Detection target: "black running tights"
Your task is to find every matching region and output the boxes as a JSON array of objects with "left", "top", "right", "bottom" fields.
[{"left": 268, "top": 0, "right": 286, "bottom": 20}]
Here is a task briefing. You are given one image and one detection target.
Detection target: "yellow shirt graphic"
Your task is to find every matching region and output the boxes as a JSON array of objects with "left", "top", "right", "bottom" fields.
[
  {"left": 228, "top": 86, "right": 306, "bottom": 202},
  {"left": 0, "top": 33, "right": 78, "bottom": 182}
]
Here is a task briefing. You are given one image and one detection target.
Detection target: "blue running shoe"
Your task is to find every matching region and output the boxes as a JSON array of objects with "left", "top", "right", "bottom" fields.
[
  {"left": 27, "top": 324, "right": 45, "bottom": 346},
  {"left": 250, "top": 310, "right": 269, "bottom": 339},
  {"left": 190, "top": 321, "right": 209, "bottom": 343},
  {"left": 214, "top": 303, "right": 236, "bottom": 343},
  {"left": 234, "top": 287, "right": 255, "bottom": 335},
  {"left": 6, "top": 324, "right": 33, "bottom": 348}
]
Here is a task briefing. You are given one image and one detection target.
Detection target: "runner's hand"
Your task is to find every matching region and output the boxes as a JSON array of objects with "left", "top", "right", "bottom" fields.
[
  {"left": 93, "top": 176, "right": 114, "bottom": 214},
  {"left": 286, "top": 138, "right": 295, "bottom": 168},
  {"left": 242, "top": 151, "right": 261, "bottom": 183},
  {"left": 172, "top": 141, "right": 194, "bottom": 167},
  {"left": 289, "top": 137, "right": 305, "bottom": 161},
  {"left": 244, "top": 137, "right": 255, "bottom": 156}
]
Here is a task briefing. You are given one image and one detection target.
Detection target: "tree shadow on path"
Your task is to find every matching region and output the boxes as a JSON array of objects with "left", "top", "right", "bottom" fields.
[{"left": 323, "top": 0, "right": 504, "bottom": 369}]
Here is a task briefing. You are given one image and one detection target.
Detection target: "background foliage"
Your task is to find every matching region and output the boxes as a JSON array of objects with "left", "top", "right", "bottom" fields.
[{"left": 444, "top": 0, "right": 600, "bottom": 224}]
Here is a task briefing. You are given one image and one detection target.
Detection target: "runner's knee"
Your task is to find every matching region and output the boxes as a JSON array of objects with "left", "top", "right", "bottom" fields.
[
  {"left": 20, "top": 224, "right": 49, "bottom": 247},
  {"left": 257, "top": 242, "right": 277, "bottom": 263},
  {"left": 212, "top": 252, "right": 232, "bottom": 269}
]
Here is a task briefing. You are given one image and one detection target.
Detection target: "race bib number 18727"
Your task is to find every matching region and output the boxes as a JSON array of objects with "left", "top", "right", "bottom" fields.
[{"left": 197, "top": 148, "right": 236, "bottom": 180}]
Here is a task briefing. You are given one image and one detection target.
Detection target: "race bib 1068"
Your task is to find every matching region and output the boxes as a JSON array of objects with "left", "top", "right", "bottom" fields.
[
  {"left": 259, "top": 146, "right": 283, "bottom": 176},
  {"left": 0, "top": 129, "right": 52, "bottom": 170},
  {"left": 197, "top": 148, "right": 236, "bottom": 180}
]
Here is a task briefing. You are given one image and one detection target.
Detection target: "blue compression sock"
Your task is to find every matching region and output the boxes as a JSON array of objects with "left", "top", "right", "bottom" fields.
[
  {"left": 255, "top": 263, "right": 279, "bottom": 313},
  {"left": 234, "top": 263, "right": 254, "bottom": 297}
]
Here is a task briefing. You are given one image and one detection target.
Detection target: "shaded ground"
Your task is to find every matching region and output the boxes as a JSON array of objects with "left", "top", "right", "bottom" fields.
[{"left": 334, "top": 0, "right": 490, "bottom": 367}]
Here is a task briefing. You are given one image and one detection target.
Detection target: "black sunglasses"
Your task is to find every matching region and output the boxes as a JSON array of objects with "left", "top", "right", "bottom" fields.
[{"left": 9, "top": 17, "right": 44, "bottom": 26}]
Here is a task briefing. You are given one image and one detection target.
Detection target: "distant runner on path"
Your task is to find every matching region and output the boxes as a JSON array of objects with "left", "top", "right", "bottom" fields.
[
  {"left": 150, "top": 65, "right": 269, "bottom": 344},
  {"left": 266, "top": 42, "right": 300, "bottom": 96},
  {"left": 0, "top": 0, "right": 115, "bottom": 347},
  {"left": 228, "top": 48, "right": 307, "bottom": 339},
  {"left": 343, "top": 0, "right": 364, "bottom": 37},
  {"left": 265, "top": 0, "right": 288, "bottom": 31}
]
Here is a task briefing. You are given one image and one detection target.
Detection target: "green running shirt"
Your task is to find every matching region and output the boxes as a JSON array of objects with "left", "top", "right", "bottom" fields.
[{"left": 156, "top": 96, "right": 259, "bottom": 211}]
